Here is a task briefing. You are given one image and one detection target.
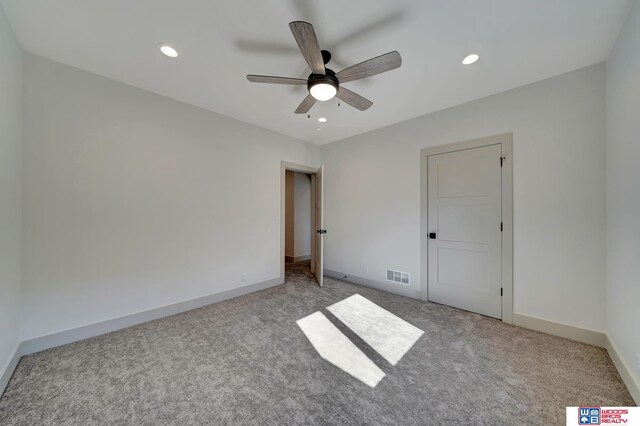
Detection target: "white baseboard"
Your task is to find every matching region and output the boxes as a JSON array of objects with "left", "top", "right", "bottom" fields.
[
  {"left": 322, "top": 275, "right": 607, "bottom": 349},
  {"left": 512, "top": 313, "right": 606, "bottom": 347},
  {"left": 321, "top": 277, "right": 637, "bottom": 402},
  {"left": 2, "top": 278, "right": 283, "bottom": 397},
  {"left": 0, "top": 344, "right": 21, "bottom": 397},
  {"left": 20, "top": 277, "right": 283, "bottom": 356},
  {"left": 324, "top": 269, "right": 421, "bottom": 300},
  {"left": 4, "top": 276, "right": 637, "bottom": 406},
  {"left": 285, "top": 255, "right": 311, "bottom": 262},
  {"left": 606, "top": 335, "right": 640, "bottom": 404}
]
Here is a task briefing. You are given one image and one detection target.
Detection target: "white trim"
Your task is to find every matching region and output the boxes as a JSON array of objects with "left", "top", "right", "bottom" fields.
[
  {"left": 4, "top": 280, "right": 637, "bottom": 404},
  {"left": 324, "top": 269, "right": 421, "bottom": 300},
  {"left": 310, "top": 174, "right": 316, "bottom": 275},
  {"left": 286, "top": 255, "right": 311, "bottom": 262},
  {"left": 0, "top": 343, "right": 21, "bottom": 397},
  {"left": 513, "top": 317, "right": 638, "bottom": 403},
  {"left": 513, "top": 313, "right": 606, "bottom": 347},
  {"left": 20, "top": 277, "right": 282, "bottom": 356},
  {"left": 499, "top": 138, "right": 514, "bottom": 323},
  {"left": 420, "top": 133, "right": 514, "bottom": 323},
  {"left": 606, "top": 335, "right": 640, "bottom": 404}
]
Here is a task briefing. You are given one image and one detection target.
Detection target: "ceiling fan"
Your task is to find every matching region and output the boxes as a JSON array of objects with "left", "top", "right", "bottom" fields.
[{"left": 247, "top": 21, "right": 402, "bottom": 114}]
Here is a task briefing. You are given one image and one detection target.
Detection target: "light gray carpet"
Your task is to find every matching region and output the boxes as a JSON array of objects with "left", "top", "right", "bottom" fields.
[{"left": 0, "top": 261, "right": 634, "bottom": 425}]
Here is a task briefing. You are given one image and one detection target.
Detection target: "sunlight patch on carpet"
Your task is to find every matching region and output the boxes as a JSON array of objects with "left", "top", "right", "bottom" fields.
[
  {"left": 296, "top": 311, "right": 386, "bottom": 388},
  {"left": 327, "top": 294, "right": 424, "bottom": 366}
]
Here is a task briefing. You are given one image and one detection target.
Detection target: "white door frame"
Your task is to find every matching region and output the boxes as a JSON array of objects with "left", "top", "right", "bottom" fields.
[
  {"left": 419, "top": 133, "right": 514, "bottom": 323},
  {"left": 280, "top": 161, "right": 320, "bottom": 282}
]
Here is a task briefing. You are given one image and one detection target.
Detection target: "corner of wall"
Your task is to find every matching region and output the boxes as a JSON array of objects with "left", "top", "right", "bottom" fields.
[
  {"left": 604, "top": 0, "right": 640, "bottom": 406},
  {"left": 0, "top": 1, "right": 24, "bottom": 398},
  {"left": 607, "top": 336, "right": 640, "bottom": 404}
]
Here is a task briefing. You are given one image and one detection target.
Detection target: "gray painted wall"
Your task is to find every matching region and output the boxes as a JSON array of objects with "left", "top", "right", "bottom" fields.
[
  {"left": 321, "top": 64, "right": 607, "bottom": 333},
  {"left": 293, "top": 172, "right": 311, "bottom": 258},
  {"left": 285, "top": 170, "right": 295, "bottom": 257},
  {"left": 0, "top": 3, "right": 22, "bottom": 386},
  {"left": 285, "top": 171, "right": 311, "bottom": 259},
  {"left": 20, "top": 54, "right": 321, "bottom": 340},
  {"left": 606, "top": 0, "right": 640, "bottom": 393}
]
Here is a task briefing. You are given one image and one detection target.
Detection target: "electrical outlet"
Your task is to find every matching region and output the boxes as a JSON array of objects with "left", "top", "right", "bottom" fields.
[
  {"left": 636, "top": 352, "right": 640, "bottom": 376},
  {"left": 365, "top": 265, "right": 369, "bottom": 275},
  {"left": 241, "top": 273, "right": 247, "bottom": 283}
]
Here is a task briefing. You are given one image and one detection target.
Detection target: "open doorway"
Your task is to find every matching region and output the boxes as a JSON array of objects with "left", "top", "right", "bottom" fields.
[
  {"left": 284, "top": 170, "right": 311, "bottom": 262},
  {"left": 285, "top": 170, "right": 312, "bottom": 272},
  {"left": 281, "top": 162, "right": 324, "bottom": 287}
]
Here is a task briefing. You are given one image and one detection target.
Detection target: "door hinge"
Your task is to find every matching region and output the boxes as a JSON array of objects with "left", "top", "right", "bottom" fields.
[
  {"left": 500, "top": 288, "right": 503, "bottom": 297},
  {"left": 500, "top": 156, "right": 506, "bottom": 167},
  {"left": 500, "top": 222, "right": 503, "bottom": 231}
]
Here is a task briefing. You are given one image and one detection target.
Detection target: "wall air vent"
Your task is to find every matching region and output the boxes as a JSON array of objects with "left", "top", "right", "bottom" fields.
[{"left": 386, "top": 269, "right": 410, "bottom": 285}]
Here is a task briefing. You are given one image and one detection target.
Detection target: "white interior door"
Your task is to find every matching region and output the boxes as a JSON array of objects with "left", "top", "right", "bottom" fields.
[
  {"left": 427, "top": 144, "right": 502, "bottom": 319},
  {"left": 314, "top": 165, "right": 324, "bottom": 287}
]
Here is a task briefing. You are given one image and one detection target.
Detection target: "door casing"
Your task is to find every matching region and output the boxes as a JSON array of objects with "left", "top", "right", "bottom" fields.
[
  {"left": 420, "top": 133, "right": 513, "bottom": 323},
  {"left": 280, "top": 161, "right": 322, "bottom": 286},
  {"left": 312, "top": 165, "right": 324, "bottom": 286}
]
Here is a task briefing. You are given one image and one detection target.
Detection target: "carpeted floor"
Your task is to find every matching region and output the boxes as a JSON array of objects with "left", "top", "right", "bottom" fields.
[{"left": 0, "top": 261, "right": 634, "bottom": 425}]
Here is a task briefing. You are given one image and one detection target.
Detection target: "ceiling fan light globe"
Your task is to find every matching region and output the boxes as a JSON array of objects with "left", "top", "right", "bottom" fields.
[{"left": 310, "top": 83, "right": 337, "bottom": 101}]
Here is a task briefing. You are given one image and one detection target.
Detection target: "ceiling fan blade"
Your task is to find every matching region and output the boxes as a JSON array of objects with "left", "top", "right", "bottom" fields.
[
  {"left": 336, "top": 87, "right": 373, "bottom": 111},
  {"left": 336, "top": 51, "right": 401, "bottom": 83},
  {"left": 295, "top": 94, "right": 317, "bottom": 114},
  {"left": 289, "top": 21, "right": 325, "bottom": 75},
  {"left": 247, "top": 75, "right": 308, "bottom": 85}
]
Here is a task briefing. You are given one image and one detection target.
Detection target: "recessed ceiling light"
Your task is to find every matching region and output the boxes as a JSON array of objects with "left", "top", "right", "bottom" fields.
[
  {"left": 317, "top": 117, "right": 327, "bottom": 123},
  {"left": 159, "top": 44, "right": 178, "bottom": 58},
  {"left": 462, "top": 54, "right": 479, "bottom": 65}
]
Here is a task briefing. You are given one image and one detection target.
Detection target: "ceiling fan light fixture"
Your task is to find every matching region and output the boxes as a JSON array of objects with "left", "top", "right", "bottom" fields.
[
  {"left": 309, "top": 82, "right": 337, "bottom": 101},
  {"left": 247, "top": 21, "right": 400, "bottom": 114}
]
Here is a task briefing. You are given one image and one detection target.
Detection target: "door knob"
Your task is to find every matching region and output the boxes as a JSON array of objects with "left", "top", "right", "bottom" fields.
[{"left": 429, "top": 232, "right": 436, "bottom": 239}]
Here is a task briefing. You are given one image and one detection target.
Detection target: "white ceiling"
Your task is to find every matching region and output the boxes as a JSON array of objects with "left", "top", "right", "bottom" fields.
[{"left": 1, "top": 0, "right": 632, "bottom": 144}]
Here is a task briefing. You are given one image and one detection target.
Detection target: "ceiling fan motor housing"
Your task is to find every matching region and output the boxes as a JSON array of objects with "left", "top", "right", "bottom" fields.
[{"left": 308, "top": 69, "right": 339, "bottom": 94}]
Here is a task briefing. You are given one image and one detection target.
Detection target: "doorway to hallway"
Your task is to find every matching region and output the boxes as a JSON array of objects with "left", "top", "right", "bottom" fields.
[
  {"left": 281, "top": 162, "right": 325, "bottom": 287},
  {"left": 285, "top": 170, "right": 312, "bottom": 265}
]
